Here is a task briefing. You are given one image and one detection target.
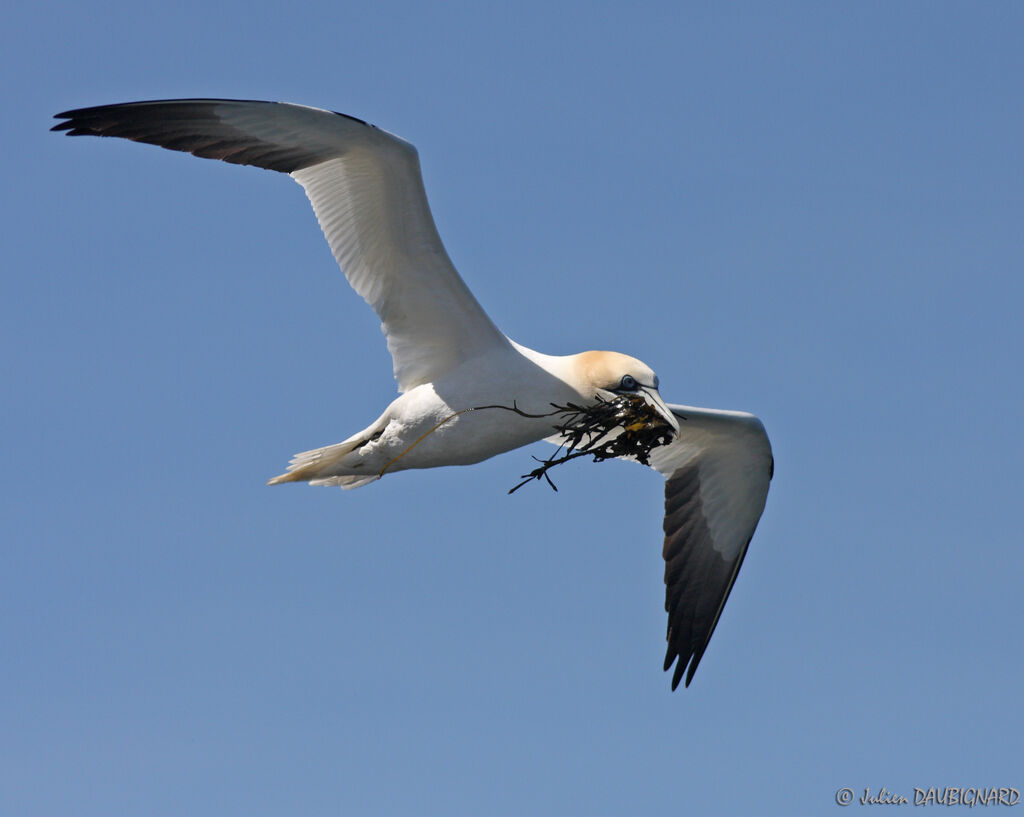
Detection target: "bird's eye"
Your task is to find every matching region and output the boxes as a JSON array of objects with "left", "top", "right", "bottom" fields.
[{"left": 619, "top": 375, "right": 639, "bottom": 391}]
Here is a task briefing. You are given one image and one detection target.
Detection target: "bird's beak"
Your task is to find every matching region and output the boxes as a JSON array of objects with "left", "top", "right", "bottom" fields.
[{"left": 641, "top": 388, "right": 680, "bottom": 435}]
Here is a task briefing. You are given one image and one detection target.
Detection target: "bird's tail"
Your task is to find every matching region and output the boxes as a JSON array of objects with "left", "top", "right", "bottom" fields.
[{"left": 266, "top": 436, "right": 379, "bottom": 490}]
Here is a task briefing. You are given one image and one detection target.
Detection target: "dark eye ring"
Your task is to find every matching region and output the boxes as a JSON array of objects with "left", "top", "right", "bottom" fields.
[{"left": 619, "top": 374, "right": 639, "bottom": 391}]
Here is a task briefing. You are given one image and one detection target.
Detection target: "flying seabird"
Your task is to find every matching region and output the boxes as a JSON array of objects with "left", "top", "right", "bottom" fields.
[{"left": 52, "top": 99, "right": 773, "bottom": 689}]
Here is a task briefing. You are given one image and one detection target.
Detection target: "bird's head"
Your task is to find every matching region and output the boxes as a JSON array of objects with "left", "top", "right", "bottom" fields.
[{"left": 573, "top": 350, "right": 680, "bottom": 435}]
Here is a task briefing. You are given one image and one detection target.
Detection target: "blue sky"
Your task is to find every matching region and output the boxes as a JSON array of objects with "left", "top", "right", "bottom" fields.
[{"left": 4, "top": 2, "right": 1023, "bottom": 815}]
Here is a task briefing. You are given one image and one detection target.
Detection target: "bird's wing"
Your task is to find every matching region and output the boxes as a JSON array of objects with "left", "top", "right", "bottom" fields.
[
  {"left": 647, "top": 405, "right": 773, "bottom": 689},
  {"left": 53, "top": 99, "right": 508, "bottom": 392}
]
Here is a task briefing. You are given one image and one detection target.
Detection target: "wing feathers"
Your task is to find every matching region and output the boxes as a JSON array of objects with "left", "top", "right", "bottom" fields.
[
  {"left": 650, "top": 406, "right": 772, "bottom": 688},
  {"left": 52, "top": 100, "right": 333, "bottom": 172},
  {"left": 53, "top": 99, "right": 508, "bottom": 390}
]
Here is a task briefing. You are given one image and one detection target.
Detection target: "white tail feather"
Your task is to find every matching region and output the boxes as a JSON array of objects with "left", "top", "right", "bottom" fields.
[
  {"left": 309, "top": 474, "right": 379, "bottom": 489},
  {"left": 267, "top": 436, "right": 375, "bottom": 487}
]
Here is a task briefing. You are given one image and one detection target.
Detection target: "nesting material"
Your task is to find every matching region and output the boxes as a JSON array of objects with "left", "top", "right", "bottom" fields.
[{"left": 505, "top": 394, "right": 677, "bottom": 493}]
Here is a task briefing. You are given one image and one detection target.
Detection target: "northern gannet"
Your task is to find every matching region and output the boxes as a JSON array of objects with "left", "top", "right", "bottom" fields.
[{"left": 53, "top": 99, "right": 773, "bottom": 689}]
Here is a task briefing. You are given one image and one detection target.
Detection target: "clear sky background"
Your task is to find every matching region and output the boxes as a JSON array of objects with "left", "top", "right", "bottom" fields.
[{"left": 3, "top": 2, "right": 1022, "bottom": 815}]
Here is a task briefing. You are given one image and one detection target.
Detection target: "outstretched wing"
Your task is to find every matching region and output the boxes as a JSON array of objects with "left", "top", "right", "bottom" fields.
[
  {"left": 53, "top": 99, "right": 508, "bottom": 391},
  {"left": 648, "top": 405, "right": 773, "bottom": 689}
]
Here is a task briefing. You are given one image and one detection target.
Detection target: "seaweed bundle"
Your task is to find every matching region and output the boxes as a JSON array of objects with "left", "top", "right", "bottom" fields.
[{"left": 501, "top": 393, "right": 677, "bottom": 493}]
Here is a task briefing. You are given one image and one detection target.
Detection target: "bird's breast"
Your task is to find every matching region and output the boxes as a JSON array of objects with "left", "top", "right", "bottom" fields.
[
  {"left": 368, "top": 347, "right": 586, "bottom": 473},
  {"left": 373, "top": 384, "right": 559, "bottom": 470}
]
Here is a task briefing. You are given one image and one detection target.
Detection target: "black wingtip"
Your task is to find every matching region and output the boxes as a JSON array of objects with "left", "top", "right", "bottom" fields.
[
  {"left": 665, "top": 642, "right": 689, "bottom": 690},
  {"left": 51, "top": 112, "right": 75, "bottom": 132},
  {"left": 52, "top": 109, "right": 97, "bottom": 134},
  {"left": 665, "top": 649, "right": 705, "bottom": 690}
]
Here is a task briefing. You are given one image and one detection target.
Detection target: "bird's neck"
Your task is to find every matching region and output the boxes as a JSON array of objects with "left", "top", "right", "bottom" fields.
[{"left": 507, "top": 340, "right": 594, "bottom": 396}]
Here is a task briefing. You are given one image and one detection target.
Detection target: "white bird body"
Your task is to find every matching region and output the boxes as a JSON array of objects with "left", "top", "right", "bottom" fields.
[
  {"left": 275, "top": 344, "right": 674, "bottom": 488},
  {"left": 54, "top": 99, "right": 772, "bottom": 689}
]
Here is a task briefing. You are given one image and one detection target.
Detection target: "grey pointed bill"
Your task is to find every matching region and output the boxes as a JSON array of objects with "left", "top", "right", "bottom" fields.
[{"left": 640, "top": 386, "right": 681, "bottom": 434}]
